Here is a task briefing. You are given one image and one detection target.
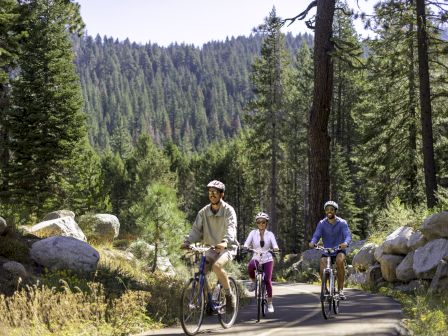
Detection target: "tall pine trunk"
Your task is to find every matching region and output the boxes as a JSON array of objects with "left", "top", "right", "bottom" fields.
[
  {"left": 306, "top": 0, "right": 336, "bottom": 243},
  {"left": 416, "top": 0, "right": 437, "bottom": 207}
]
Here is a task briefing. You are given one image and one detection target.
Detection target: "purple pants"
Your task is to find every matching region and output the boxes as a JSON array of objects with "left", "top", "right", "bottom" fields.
[{"left": 248, "top": 259, "right": 274, "bottom": 298}]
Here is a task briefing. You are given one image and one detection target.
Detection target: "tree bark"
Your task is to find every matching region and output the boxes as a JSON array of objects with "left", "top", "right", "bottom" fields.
[
  {"left": 306, "top": 0, "right": 336, "bottom": 243},
  {"left": 416, "top": 0, "right": 437, "bottom": 207}
]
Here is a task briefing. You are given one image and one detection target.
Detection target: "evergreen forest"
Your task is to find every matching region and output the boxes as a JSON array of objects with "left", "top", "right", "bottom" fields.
[{"left": 1, "top": 0, "right": 448, "bottom": 256}]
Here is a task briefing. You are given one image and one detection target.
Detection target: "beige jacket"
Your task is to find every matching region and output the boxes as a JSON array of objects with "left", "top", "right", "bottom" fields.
[{"left": 186, "top": 200, "right": 239, "bottom": 254}]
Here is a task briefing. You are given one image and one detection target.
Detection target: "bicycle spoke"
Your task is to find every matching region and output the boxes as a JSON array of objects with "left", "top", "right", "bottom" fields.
[
  {"left": 181, "top": 279, "right": 205, "bottom": 335},
  {"left": 218, "top": 276, "right": 239, "bottom": 328}
]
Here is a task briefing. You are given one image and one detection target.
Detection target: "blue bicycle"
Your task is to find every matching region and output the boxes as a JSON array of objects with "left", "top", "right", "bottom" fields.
[{"left": 180, "top": 246, "right": 239, "bottom": 335}]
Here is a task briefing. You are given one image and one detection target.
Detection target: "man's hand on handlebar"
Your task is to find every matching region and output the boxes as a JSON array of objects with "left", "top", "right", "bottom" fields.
[{"left": 180, "top": 241, "right": 191, "bottom": 249}]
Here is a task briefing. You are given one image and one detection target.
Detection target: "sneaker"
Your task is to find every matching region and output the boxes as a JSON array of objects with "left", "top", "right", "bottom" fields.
[
  {"left": 339, "top": 290, "right": 346, "bottom": 300},
  {"left": 267, "top": 302, "right": 274, "bottom": 313},
  {"left": 225, "top": 293, "right": 236, "bottom": 314},
  {"left": 247, "top": 282, "right": 256, "bottom": 292}
]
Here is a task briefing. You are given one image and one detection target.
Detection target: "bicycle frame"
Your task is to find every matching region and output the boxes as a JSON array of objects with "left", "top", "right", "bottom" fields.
[
  {"left": 181, "top": 245, "right": 239, "bottom": 335},
  {"left": 190, "top": 248, "right": 222, "bottom": 312}
]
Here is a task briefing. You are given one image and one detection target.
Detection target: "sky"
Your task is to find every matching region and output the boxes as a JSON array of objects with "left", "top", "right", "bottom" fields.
[{"left": 76, "top": 0, "right": 377, "bottom": 47}]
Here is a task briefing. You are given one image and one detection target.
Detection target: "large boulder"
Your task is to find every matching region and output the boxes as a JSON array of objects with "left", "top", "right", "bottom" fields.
[
  {"left": 396, "top": 251, "right": 417, "bottom": 282},
  {"left": 30, "top": 236, "right": 99, "bottom": 272},
  {"left": 352, "top": 243, "right": 377, "bottom": 271},
  {"left": 78, "top": 214, "right": 120, "bottom": 243},
  {"left": 421, "top": 211, "right": 448, "bottom": 240},
  {"left": 0, "top": 216, "right": 7, "bottom": 235},
  {"left": 382, "top": 226, "right": 413, "bottom": 255},
  {"left": 374, "top": 244, "right": 385, "bottom": 263},
  {"left": 3, "top": 261, "right": 27, "bottom": 279},
  {"left": 301, "top": 248, "right": 323, "bottom": 271},
  {"left": 407, "top": 231, "right": 427, "bottom": 251},
  {"left": 24, "top": 216, "right": 86, "bottom": 241},
  {"left": 380, "top": 254, "right": 405, "bottom": 282},
  {"left": 429, "top": 260, "right": 448, "bottom": 293},
  {"left": 156, "top": 256, "right": 175, "bottom": 276},
  {"left": 43, "top": 210, "right": 76, "bottom": 221},
  {"left": 413, "top": 239, "right": 448, "bottom": 279}
]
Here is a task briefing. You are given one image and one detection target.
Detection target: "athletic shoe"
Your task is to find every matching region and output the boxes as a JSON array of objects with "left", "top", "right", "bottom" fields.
[{"left": 339, "top": 290, "right": 346, "bottom": 300}]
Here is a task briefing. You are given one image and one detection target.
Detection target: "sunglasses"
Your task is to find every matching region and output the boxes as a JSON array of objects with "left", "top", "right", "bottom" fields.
[{"left": 256, "top": 220, "right": 267, "bottom": 225}]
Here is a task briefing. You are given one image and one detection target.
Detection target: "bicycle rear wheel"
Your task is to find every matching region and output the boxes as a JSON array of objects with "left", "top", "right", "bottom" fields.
[
  {"left": 181, "top": 278, "right": 205, "bottom": 335},
  {"left": 321, "top": 272, "right": 332, "bottom": 319},
  {"left": 218, "top": 276, "right": 239, "bottom": 328}
]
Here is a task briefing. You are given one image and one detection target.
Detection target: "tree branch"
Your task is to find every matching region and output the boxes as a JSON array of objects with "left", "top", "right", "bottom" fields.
[{"left": 283, "top": 0, "right": 317, "bottom": 27}]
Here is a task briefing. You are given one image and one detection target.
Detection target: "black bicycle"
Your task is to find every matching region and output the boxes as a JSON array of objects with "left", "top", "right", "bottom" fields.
[
  {"left": 243, "top": 248, "right": 279, "bottom": 322},
  {"left": 314, "top": 245, "right": 342, "bottom": 319},
  {"left": 180, "top": 245, "right": 239, "bottom": 335}
]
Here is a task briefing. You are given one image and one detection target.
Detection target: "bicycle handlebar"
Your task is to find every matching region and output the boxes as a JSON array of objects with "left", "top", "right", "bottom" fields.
[
  {"left": 313, "top": 245, "right": 342, "bottom": 254},
  {"left": 242, "top": 247, "right": 280, "bottom": 255}
]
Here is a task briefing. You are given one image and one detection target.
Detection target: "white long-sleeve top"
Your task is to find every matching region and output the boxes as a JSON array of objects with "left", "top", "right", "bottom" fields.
[{"left": 243, "top": 229, "right": 279, "bottom": 264}]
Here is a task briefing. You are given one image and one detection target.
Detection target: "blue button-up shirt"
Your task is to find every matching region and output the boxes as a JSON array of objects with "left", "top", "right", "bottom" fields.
[{"left": 310, "top": 216, "right": 351, "bottom": 254}]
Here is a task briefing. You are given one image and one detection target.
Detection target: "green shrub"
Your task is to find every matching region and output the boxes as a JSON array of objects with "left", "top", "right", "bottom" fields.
[{"left": 0, "top": 236, "right": 30, "bottom": 264}]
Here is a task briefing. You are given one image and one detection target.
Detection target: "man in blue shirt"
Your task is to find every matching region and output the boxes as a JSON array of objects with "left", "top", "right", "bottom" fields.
[{"left": 309, "top": 201, "right": 351, "bottom": 299}]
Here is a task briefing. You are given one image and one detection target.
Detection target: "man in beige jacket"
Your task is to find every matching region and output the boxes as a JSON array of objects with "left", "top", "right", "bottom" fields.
[{"left": 181, "top": 180, "right": 238, "bottom": 313}]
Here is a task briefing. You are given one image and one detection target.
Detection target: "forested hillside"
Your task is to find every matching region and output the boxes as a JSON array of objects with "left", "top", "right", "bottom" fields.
[{"left": 74, "top": 33, "right": 313, "bottom": 151}]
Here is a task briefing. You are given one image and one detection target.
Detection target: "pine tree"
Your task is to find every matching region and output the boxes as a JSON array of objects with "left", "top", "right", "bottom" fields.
[
  {"left": 6, "top": 0, "right": 86, "bottom": 217},
  {"left": 247, "top": 7, "right": 292, "bottom": 236}
]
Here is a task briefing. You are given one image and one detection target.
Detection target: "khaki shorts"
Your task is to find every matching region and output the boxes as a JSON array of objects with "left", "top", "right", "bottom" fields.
[{"left": 205, "top": 249, "right": 233, "bottom": 271}]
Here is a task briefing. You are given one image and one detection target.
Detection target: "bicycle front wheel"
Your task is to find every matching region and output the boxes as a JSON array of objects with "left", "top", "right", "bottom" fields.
[
  {"left": 218, "top": 276, "right": 239, "bottom": 328},
  {"left": 256, "top": 274, "right": 263, "bottom": 322},
  {"left": 181, "top": 278, "right": 205, "bottom": 335},
  {"left": 321, "top": 272, "right": 332, "bottom": 320},
  {"left": 261, "top": 280, "right": 266, "bottom": 318}
]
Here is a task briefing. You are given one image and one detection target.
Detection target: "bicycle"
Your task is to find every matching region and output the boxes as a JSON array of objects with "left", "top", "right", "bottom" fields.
[
  {"left": 243, "top": 247, "right": 279, "bottom": 322},
  {"left": 180, "top": 245, "right": 239, "bottom": 336},
  {"left": 314, "top": 245, "right": 342, "bottom": 320}
]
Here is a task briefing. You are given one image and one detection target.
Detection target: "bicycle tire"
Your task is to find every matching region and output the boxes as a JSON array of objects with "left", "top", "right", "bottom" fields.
[
  {"left": 256, "top": 273, "right": 263, "bottom": 322},
  {"left": 333, "top": 275, "right": 340, "bottom": 315},
  {"left": 181, "top": 278, "right": 205, "bottom": 335},
  {"left": 321, "top": 272, "right": 332, "bottom": 319},
  {"left": 218, "top": 276, "right": 239, "bottom": 328},
  {"left": 261, "top": 280, "right": 266, "bottom": 317}
]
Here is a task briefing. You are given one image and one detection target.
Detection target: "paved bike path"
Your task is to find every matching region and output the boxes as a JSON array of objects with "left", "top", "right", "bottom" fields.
[{"left": 135, "top": 282, "right": 406, "bottom": 336}]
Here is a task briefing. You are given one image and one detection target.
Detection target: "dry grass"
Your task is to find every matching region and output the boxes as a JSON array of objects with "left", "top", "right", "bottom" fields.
[{"left": 0, "top": 280, "right": 159, "bottom": 336}]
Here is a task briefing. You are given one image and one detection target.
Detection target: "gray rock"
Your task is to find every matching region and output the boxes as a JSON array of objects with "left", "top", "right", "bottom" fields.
[
  {"left": 407, "top": 231, "right": 427, "bottom": 251},
  {"left": 396, "top": 251, "right": 416, "bottom": 282},
  {"left": 380, "top": 254, "right": 405, "bottom": 282},
  {"left": 367, "top": 264, "right": 383, "bottom": 285},
  {"left": 78, "top": 214, "right": 120, "bottom": 243},
  {"left": 421, "top": 211, "right": 448, "bottom": 240},
  {"left": 352, "top": 243, "right": 377, "bottom": 271},
  {"left": 429, "top": 260, "right": 448, "bottom": 293},
  {"left": 0, "top": 216, "right": 7, "bottom": 235},
  {"left": 382, "top": 226, "right": 413, "bottom": 255},
  {"left": 301, "top": 248, "right": 323, "bottom": 271},
  {"left": 3, "top": 261, "right": 27, "bottom": 279},
  {"left": 30, "top": 236, "right": 99, "bottom": 272},
  {"left": 25, "top": 216, "right": 86, "bottom": 241},
  {"left": 413, "top": 239, "right": 448, "bottom": 278},
  {"left": 374, "top": 244, "right": 385, "bottom": 263},
  {"left": 43, "top": 210, "right": 76, "bottom": 221}
]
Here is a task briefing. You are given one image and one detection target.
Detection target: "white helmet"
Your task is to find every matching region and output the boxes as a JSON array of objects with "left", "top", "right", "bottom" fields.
[
  {"left": 255, "top": 212, "right": 270, "bottom": 221},
  {"left": 207, "top": 180, "right": 225, "bottom": 192},
  {"left": 324, "top": 201, "right": 338, "bottom": 210}
]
